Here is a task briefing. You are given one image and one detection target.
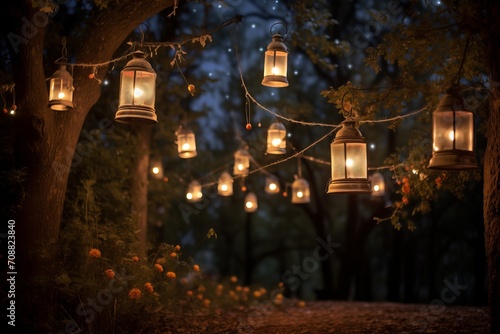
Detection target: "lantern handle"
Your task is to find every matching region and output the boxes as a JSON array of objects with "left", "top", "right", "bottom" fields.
[
  {"left": 270, "top": 22, "right": 288, "bottom": 38},
  {"left": 341, "top": 91, "right": 354, "bottom": 119}
]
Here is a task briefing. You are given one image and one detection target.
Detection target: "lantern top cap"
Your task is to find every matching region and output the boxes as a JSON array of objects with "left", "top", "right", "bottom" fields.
[
  {"left": 51, "top": 65, "right": 73, "bottom": 80},
  {"left": 123, "top": 50, "right": 155, "bottom": 73},
  {"left": 293, "top": 177, "right": 309, "bottom": 187},
  {"left": 177, "top": 126, "right": 194, "bottom": 135},
  {"left": 269, "top": 22, "right": 288, "bottom": 37},
  {"left": 219, "top": 171, "right": 233, "bottom": 180},
  {"left": 435, "top": 86, "right": 469, "bottom": 113},
  {"left": 270, "top": 120, "right": 286, "bottom": 130},
  {"left": 334, "top": 120, "right": 364, "bottom": 141}
]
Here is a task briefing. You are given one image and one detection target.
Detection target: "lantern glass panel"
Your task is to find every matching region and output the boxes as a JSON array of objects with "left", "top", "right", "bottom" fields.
[
  {"left": 292, "top": 178, "right": 310, "bottom": 203},
  {"left": 433, "top": 111, "right": 473, "bottom": 152},
  {"left": 346, "top": 143, "right": 367, "bottom": 178},
  {"left": 187, "top": 181, "right": 202, "bottom": 202},
  {"left": 49, "top": 77, "right": 73, "bottom": 105},
  {"left": 331, "top": 143, "right": 346, "bottom": 180},
  {"left": 177, "top": 132, "right": 197, "bottom": 158},
  {"left": 218, "top": 172, "right": 233, "bottom": 196},
  {"left": 119, "top": 70, "right": 156, "bottom": 108},
  {"left": 244, "top": 192, "right": 258, "bottom": 212},
  {"left": 265, "top": 176, "right": 280, "bottom": 194},
  {"left": 263, "top": 51, "right": 288, "bottom": 78},
  {"left": 267, "top": 122, "right": 286, "bottom": 154},
  {"left": 233, "top": 149, "right": 250, "bottom": 175}
]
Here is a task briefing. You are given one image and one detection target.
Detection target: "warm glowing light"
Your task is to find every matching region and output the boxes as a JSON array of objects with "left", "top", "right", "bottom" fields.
[
  {"left": 412, "top": 169, "right": 418, "bottom": 175},
  {"left": 182, "top": 143, "right": 191, "bottom": 151},
  {"left": 134, "top": 88, "right": 144, "bottom": 98},
  {"left": 237, "top": 164, "right": 244, "bottom": 171},
  {"left": 448, "top": 130, "right": 455, "bottom": 141},
  {"left": 152, "top": 167, "right": 160, "bottom": 175},
  {"left": 221, "top": 184, "right": 228, "bottom": 191},
  {"left": 246, "top": 202, "right": 253, "bottom": 209},
  {"left": 186, "top": 193, "right": 193, "bottom": 200},
  {"left": 346, "top": 158, "right": 354, "bottom": 168},
  {"left": 271, "top": 138, "right": 282, "bottom": 147},
  {"left": 58, "top": 92, "right": 65, "bottom": 99},
  {"left": 297, "top": 191, "right": 303, "bottom": 198},
  {"left": 373, "top": 185, "right": 380, "bottom": 192},
  {"left": 269, "top": 183, "right": 277, "bottom": 191},
  {"left": 196, "top": 192, "right": 202, "bottom": 199},
  {"left": 271, "top": 67, "right": 279, "bottom": 75}
]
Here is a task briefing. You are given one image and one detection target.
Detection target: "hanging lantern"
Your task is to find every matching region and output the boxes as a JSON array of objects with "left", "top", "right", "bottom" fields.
[
  {"left": 262, "top": 23, "right": 289, "bottom": 88},
  {"left": 48, "top": 65, "right": 74, "bottom": 111},
  {"left": 115, "top": 51, "right": 157, "bottom": 124},
  {"left": 186, "top": 180, "right": 203, "bottom": 203},
  {"left": 150, "top": 158, "right": 164, "bottom": 180},
  {"left": 233, "top": 148, "right": 250, "bottom": 176},
  {"left": 428, "top": 87, "right": 478, "bottom": 170},
  {"left": 217, "top": 171, "right": 234, "bottom": 196},
  {"left": 266, "top": 120, "right": 287, "bottom": 154},
  {"left": 369, "top": 172, "right": 385, "bottom": 197},
  {"left": 265, "top": 175, "right": 280, "bottom": 194},
  {"left": 291, "top": 177, "right": 310, "bottom": 204},
  {"left": 327, "top": 121, "right": 371, "bottom": 194},
  {"left": 244, "top": 192, "right": 258, "bottom": 212},
  {"left": 176, "top": 127, "right": 197, "bottom": 158}
]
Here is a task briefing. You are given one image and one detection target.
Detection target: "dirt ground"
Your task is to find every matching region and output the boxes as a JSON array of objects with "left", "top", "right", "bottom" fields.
[{"left": 156, "top": 301, "right": 490, "bottom": 333}]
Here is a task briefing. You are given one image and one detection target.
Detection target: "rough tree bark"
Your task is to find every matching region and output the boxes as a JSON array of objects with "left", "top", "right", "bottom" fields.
[
  {"left": 484, "top": 2, "right": 500, "bottom": 332},
  {"left": 3, "top": 0, "right": 174, "bottom": 331},
  {"left": 130, "top": 125, "right": 153, "bottom": 257}
]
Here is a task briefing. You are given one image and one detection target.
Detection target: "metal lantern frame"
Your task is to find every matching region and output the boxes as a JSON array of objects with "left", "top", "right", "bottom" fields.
[
  {"left": 115, "top": 50, "right": 157, "bottom": 124},
  {"left": 48, "top": 65, "right": 74, "bottom": 111},
  {"left": 233, "top": 148, "right": 250, "bottom": 176},
  {"left": 244, "top": 192, "right": 258, "bottom": 212},
  {"left": 262, "top": 22, "right": 289, "bottom": 88},
  {"left": 265, "top": 175, "right": 280, "bottom": 194},
  {"left": 291, "top": 177, "right": 311, "bottom": 204},
  {"left": 369, "top": 172, "right": 386, "bottom": 197},
  {"left": 177, "top": 126, "right": 197, "bottom": 159},
  {"left": 266, "top": 120, "right": 287, "bottom": 154},
  {"left": 327, "top": 119, "right": 371, "bottom": 194},
  {"left": 186, "top": 180, "right": 203, "bottom": 203},
  {"left": 428, "top": 87, "right": 478, "bottom": 170},
  {"left": 217, "top": 171, "right": 234, "bottom": 196}
]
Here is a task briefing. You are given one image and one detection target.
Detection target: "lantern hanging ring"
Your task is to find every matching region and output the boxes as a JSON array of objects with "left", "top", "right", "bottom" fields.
[
  {"left": 341, "top": 91, "right": 354, "bottom": 119},
  {"left": 269, "top": 22, "right": 288, "bottom": 38}
]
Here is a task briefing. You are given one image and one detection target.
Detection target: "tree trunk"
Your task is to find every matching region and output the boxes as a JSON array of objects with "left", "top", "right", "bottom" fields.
[
  {"left": 5, "top": 1, "right": 174, "bottom": 331},
  {"left": 484, "top": 2, "right": 500, "bottom": 332},
  {"left": 243, "top": 212, "right": 253, "bottom": 286},
  {"left": 130, "top": 125, "right": 153, "bottom": 257}
]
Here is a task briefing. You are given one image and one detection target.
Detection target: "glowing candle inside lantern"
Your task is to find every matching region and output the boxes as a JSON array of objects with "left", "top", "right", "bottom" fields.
[
  {"left": 134, "top": 88, "right": 144, "bottom": 98},
  {"left": 346, "top": 158, "right": 354, "bottom": 168},
  {"left": 448, "top": 130, "right": 455, "bottom": 141},
  {"left": 182, "top": 143, "right": 191, "bottom": 151},
  {"left": 269, "top": 183, "right": 277, "bottom": 191},
  {"left": 186, "top": 192, "right": 193, "bottom": 200},
  {"left": 272, "top": 138, "right": 282, "bottom": 147},
  {"left": 196, "top": 192, "right": 202, "bottom": 199},
  {"left": 58, "top": 92, "right": 65, "bottom": 99},
  {"left": 246, "top": 201, "right": 253, "bottom": 209},
  {"left": 271, "top": 67, "right": 279, "bottom": 75},
  {"left": 152, "top": 167, "right": 160, "bottom": 175},
  {"left": 221, "top": 184, "right": 228, "bottom": 192},
  {"left": 237, "top": 164, "right": 244, "bottom": 171},
  {"left": 373, "top": 185, "right": 380, "bottom": 192},
  {"left": 297, "top": 191, "right": 303, "bottom": 198}
]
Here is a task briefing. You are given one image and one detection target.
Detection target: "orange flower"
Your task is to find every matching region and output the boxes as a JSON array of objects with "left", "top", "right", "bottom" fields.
[
  {"left": 297, "top": 300, "right": 306, "bottom": 307},
  {"left": 170, "top": 252, "right": 177, "bottom": 259},
  {"left": 144, "top": 282, "right": 154, "bottom": 294},
  {"left": 230, "top": 276, "right": 238, "bottom": 283},
  {"left": 132, "top": 256, "right": 139, "bottom": 262},
  {"left": 175, "top": 245, "right": 181, "bottom": 251},
  {"left": 128, "top": 288, "right": 142, "bottom": 299},
  {"left": 253, "top": 291, "right": 262, "bottom": 298},
  {"left": 402, "top": 196, "right": 409, "bottom": 205},
  {"left": 193, "top": 264, "right": 200, "bottom": 272},
  {"left": 196, "top": 293, "right": 204, "bottom": 300},
  {"left": 154, "top": 264, "right": 164, "bottom": 273},
  {"left": 88, "top": 248, "right": 101, "bottom": 258},
  {"left": 274, "top": 293, "right": 284, "bottom": 304},
  {"left": 104, "top": 269, "right": 115, "bottom": 279},
  {"left": 202, "top": 299, "right": 211, "bottom": 308},
  {"left": 166, "top": 271, "right": 176, "bottom": 280},
  {"left": 402, "top": 183, "right": 410, "bottom": 194},
  {"left": 186, "top": 290, "right": 193, "bottom": 296}
]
